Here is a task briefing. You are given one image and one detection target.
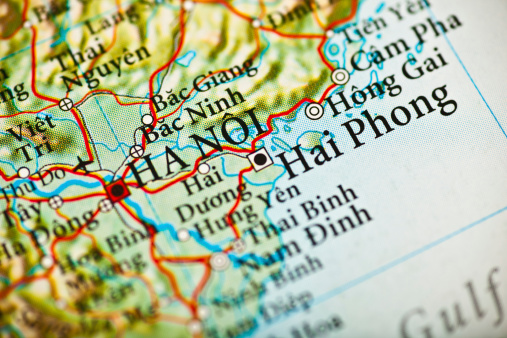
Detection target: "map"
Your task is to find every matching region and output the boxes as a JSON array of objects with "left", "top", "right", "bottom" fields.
[{"left": 0, "top": 0, "right": 506, "bottom": 337}]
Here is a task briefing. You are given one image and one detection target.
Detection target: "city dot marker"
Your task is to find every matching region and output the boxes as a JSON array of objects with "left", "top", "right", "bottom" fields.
[
  {"left": 142, "top": 114, "right": 154, "bottom": 125},
  {"left": 177, "top": 228, "right": 190, "bottom": 242},
  {"left": 105, "top": 179, "right": 131, "bottom": 203},
  {"left": 187, "top": 319, "right": 202, "bottom": 334},
  {"left": 232, "top": 238, "right": 246, "bottom": 253},
  {"left": 41, "top": 255, "right": 54, "bottom": 269},
  {"left": 98, "top": 199, "right": 113, "bottom": 213},
  {"left": 59, "top": 98, "right": 74, "bottom": 111},
  {"left": 130, "top": 145, "right": 144, "bottom": 158},
  {"left": 23, "top": 21, "right": 32, "bottom": 29},
  {"left": 198, "top": 163, "right": 210, "bottom": 174},
  {"left": 252, "top": 19, "right": 261, "bottom": 28},
  {"left": 48, "top": 195, "right": 64, "bottom": 209},
  {"left": 326, "top": 30, "right": 335, "bottom": 38},
  {"left": 305, "top": 102, "right": 324, "bottom": 120},
  {"left": 18, "top": 167, "right": 30, "bottom": 178},
  {"left": 197, "top": 306, "right": 210, "bottom": 319},
  {"left": 247, "top": 147, "right": 274, "bottom": 172},
  {"left": 183, "top": 0, "right": 194, "bottom": 11},
  {"left": 331, "top": 68, "right": 350, "bottom": 85},
  {"left": 209, "top": 252, "right": 230, "bottom": 271}
]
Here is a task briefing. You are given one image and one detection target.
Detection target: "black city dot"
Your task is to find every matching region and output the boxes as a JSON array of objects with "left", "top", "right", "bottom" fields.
[
  {"left": 254, "top": 153, "right": 267, "bottom": 166},
  {"left": 111, "top": 184, "right": 125, "bottom": 197}
]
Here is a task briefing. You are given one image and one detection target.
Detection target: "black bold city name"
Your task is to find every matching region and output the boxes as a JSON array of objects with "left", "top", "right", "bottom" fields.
[
  {"left": 347, "top": 16, "right": 461, "bottom": 73},
  {"left": 300, "top": 185, "right": 372, "bottom": 247},
  {"left": 5, "top": 115, "right": 57, "bottom": 163},
  {"left": 128, "top": 89, "right": 267, "bottom": 187},
  {"left": 28, "top": 209, "right": 99, "bottom": 247},
  {"left": 49, "top": 40, "right": 151, "bottom": 91},
  {"left": 268, "top": 1, "right": 463, "bottom": 179},
  {"left": 0, "top": 168, "right": 66, "bottom": 210},
  {"left": 143, "top": 87, "right": 251, "bottom": 144},
  {"left": 0, "top": 68, "right": 30, "bottom": 105},
  {"left": 149, "top": 58, "right": 258, "bottom": 113},
  {"left": 276, "top": 79, "right": 457, "bottom": 180}
]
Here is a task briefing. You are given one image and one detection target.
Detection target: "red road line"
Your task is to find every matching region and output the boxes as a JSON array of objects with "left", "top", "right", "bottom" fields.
[
  {"left": 29, "top": 27, "right": 59, "bottom": 104},
  {"left": 225, "top": 166, "right": 253, "bottom": 239},
  {"left": 0, "top": 0, "right": 359, "bottom": 316},
  {"left": 147, "top": 6, "right": 187, "bottom": 122}
]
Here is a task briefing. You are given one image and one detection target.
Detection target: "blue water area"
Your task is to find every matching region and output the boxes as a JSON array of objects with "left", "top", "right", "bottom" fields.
[{"left": 175, "top": 51, "right": 196, "bottom": 67}]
